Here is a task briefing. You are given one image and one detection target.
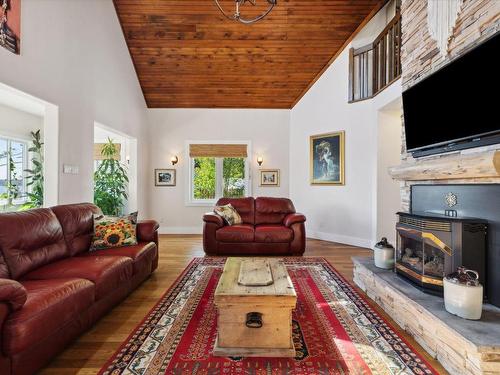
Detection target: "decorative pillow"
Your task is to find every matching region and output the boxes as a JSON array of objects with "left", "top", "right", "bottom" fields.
[
  {"left": 214, "top": 204, "right": 242, "bottom": 226},
  {"left": 91, "top": 212, "right": 138, "bottom": 250}
]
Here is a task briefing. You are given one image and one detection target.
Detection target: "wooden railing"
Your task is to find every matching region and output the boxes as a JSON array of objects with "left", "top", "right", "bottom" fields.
[{"left": 348, "top": 13, "right": 402, "bottom": 103}]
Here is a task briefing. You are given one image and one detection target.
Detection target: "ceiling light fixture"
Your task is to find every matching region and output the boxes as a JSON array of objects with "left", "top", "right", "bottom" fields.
[{"left": 214, "top": 0, "right": 277, "bottom": 25}]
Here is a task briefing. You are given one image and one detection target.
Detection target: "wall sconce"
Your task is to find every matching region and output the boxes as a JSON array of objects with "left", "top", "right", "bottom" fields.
[
  {"left": 257, "top": 156, "right": 263, "bottom": 166},
  {"left": 171, "top": 155, "right": 179, "bottom": 166}
]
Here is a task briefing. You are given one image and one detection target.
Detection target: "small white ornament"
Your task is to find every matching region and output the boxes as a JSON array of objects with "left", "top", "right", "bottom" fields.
[{"left": 445, "top": 192, "right": 458, "bottom": 207}]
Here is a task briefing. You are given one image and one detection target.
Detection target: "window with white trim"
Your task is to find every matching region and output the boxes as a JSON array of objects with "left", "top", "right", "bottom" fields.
[
  {"left": 0, "top": 136, "right": 28, "bottom": 210},
  {"left": 187, "top": 142, "right": 251, "bottom": 205}
]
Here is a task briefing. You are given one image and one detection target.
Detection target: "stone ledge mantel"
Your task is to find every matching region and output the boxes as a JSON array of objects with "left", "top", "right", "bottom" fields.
[
  {"left": 353, "top": 257, "right": 500, "bottom": 375},
  {"left": 388, "top": 150, "right": 500, "bottom": 181}
]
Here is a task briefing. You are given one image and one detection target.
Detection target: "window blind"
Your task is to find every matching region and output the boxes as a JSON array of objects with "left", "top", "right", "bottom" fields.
[{"left": 189, "top": 144, "right": 248, "bottom": 158}]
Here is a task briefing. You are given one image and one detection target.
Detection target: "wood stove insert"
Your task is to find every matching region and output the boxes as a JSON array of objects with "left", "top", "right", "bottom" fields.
[{"left": 396, "top": 211, "right": 487, "bottom": 295}]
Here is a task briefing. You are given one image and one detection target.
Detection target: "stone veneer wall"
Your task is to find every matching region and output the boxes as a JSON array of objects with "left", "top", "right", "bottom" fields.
[{"left": 398, "top": 0, "right": 500, "bottom": 211}]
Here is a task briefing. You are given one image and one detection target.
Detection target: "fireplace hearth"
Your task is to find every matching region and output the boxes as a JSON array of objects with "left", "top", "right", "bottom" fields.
[{"left": 396, "top": 212, "right": 487, "bottom": 295}]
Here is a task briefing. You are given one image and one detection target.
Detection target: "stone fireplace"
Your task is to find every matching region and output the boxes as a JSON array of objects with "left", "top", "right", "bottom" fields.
[
  {"left": 354, "top": 1, "right": 500, "bottom": 373},
  {"left": 391, "top": 0, "right": 500, "bottom": 302},
  {"left": 353, "top": 257, "right": 500, "bottom": 374}
]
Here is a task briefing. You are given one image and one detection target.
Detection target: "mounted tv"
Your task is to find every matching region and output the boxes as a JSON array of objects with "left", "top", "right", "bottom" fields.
[{"left": 403, "top": 33, "right": 500, "bottom": 157}]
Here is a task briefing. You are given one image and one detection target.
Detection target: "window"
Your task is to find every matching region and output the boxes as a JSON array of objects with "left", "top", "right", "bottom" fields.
[
  {"left": 188, "top": 142, "right": 250, "bottom": 205},
  {"left": 0, "top": 136, "right": 28, "bottom": 210}
]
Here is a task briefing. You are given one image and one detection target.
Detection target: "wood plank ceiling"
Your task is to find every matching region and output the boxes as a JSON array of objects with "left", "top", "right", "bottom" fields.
[{"left": 114, "top": 0, "right": 384, "bottom": 109}]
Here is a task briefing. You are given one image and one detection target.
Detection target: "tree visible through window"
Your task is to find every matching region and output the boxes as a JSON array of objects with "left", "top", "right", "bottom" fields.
[
  {"left": 223, "top": 157, "right": 245, "bottom": 198},
  {"left": 192, "top": 156, "right": 247, "bottom": 202},
  {"left": 193, "top": 157, "right": 216, "bottom": 200}
]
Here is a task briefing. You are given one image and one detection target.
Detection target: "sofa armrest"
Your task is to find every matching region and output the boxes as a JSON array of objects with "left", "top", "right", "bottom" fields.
[
  {"left": 137, "top": 220, "right": 160, "bottom": 243},
  {"left": 0, "top": 279, "right": 27, "bottom": 311},
  {"left": 203, "top": 213, "right": 224, "bottom": 228},
  {"left": 284, "top": 213, "right": 306, "bottom": 227}
]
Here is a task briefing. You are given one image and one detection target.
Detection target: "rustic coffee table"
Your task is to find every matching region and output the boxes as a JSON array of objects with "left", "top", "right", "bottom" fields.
[{"left": 213, "top": 257, "right": 297, "bottom": 357}]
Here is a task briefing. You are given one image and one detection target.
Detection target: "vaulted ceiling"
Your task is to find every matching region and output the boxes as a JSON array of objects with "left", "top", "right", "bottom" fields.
[{"left": 114, "top": 0, "right": 384, "bottom": 109}]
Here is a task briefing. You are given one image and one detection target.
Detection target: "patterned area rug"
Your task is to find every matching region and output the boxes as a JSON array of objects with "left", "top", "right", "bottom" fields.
[{"left": 100, "top": 258, "right": 437, "bottom": 375}]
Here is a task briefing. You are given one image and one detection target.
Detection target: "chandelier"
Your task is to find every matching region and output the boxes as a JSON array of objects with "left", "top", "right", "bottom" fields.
[{"left": 214, "top": 0, "right": 277, "bottom": 24}]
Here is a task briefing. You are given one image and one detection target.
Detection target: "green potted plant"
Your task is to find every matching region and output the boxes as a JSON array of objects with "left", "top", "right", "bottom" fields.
[
  {"left": 0, "top": 150, "right": 20, "bottom": 210},
  {"left": 93, "top": 138, "right": 128, "bottom": 216},
  {"left": 22, "top": 130, "right": 44, "bottom": 210}
]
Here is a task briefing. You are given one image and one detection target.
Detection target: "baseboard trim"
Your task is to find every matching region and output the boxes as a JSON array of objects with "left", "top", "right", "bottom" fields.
[
  {"left": 159, "top": 226, "right": 202, "bottom": 235},
  {"left": 159, "top": 227, "right": 373, "bottom": 248},
  {"left": 307, "top": 231, "right": 373, "bottom": 249}
]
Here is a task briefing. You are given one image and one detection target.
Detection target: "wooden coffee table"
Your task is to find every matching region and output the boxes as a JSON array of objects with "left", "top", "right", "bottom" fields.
[{"left": 213, "top": 257, "right": 297, "bottom": 357}]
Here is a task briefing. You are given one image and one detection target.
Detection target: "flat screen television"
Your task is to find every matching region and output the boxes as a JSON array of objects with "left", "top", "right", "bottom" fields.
[{"left": 402, "top": 32, "right": 500, "bottom": 157}]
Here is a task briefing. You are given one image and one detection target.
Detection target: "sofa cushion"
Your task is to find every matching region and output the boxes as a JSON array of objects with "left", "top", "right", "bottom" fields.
[
  {"left": 79, "top": 242, "right": 157, "bottom": 275},
  {"left": 216, "top": 197, "right": 255, "bottom": 225},
  {"left": 255, "top": 197, "right": 296, "bottom": 225},
  {"left": 22, "top": 256, "right": 133, "bottom": 300},
  {"left": 216, "top": 225, "right": 255, "bottom": 243},
  {"left": 91, "top": 212, "right": 138, "bottom": 250},
  {"left": 2, "top": 278, "right": 94, "bottom": 355},
  {"left": 0, "top": 209, "right": 69, "bottom": 280},
  {"left": 51, "top": 203, "right": 101, "bottom": 256},
  {"left": 255, "top": 225, "right": 293, "bottom": 243},
  {"left": 214, "top": 204, "right": 242, "bottom": 226}
]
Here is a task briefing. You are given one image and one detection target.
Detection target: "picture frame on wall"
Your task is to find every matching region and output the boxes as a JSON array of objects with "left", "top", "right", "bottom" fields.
[
  {"left": 155, "top": 169, "right": 176, "bottom": 186},
  {"left": 310, "top": 131, "right": 345, "bottom": 185},
  {"left": 260, "top": 169, "right": 280, "bottom": 187},
  {"left": 0, "top": 0, "right": 21, "bottom": 55}
]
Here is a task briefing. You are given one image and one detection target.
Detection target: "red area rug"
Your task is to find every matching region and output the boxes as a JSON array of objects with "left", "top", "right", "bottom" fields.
[{"left": 100, "top": 258, "right": 438, "bottom": 375}]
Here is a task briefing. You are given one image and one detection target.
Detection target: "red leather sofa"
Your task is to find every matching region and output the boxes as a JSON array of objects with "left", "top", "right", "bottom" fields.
[
  {"left": 203, "top": 197, "right": 306, "bottom": 255},
  {"left": 0, "top": 203, "right": 159, "bottom": 375}
]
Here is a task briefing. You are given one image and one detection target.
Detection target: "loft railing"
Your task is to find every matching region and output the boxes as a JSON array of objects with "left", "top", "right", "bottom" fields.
[{"left": 348, "top": 12, "right": 402, "bottom": 103}]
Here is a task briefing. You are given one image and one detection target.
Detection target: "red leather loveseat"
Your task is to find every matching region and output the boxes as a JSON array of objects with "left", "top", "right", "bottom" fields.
[
  {"left": 203, "top": 197, "right": 306, "bottom": 255},
  {"left": 0, "top": 203, "right": 159, "bottom": 375}
]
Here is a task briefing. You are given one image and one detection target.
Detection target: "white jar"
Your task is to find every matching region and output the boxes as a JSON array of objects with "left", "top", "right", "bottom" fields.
[
  {"left": 373, "top": 237, "right": 395, "bottom": 270},
  {"left": 443, "top": 268, "right": 483, "bottom": 320}
]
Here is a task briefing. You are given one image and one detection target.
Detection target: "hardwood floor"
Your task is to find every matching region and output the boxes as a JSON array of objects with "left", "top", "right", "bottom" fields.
[{"left": 40, "top": 235, "right": 447, "bottom": 374}]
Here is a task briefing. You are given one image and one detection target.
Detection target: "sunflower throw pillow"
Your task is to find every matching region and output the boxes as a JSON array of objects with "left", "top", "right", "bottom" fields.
[
  {"left": 214, "top": 204, "right": 242, "bottom": 226},
  {"left": 91, "top": 212, "right": 138, "bottom": 250}
]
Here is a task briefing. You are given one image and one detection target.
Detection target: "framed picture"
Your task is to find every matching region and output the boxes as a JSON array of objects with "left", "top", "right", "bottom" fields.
[
  {"left": 260, "top": 169, "right": 280, "bottom": 187},
  {"left": 310, "top": 131, "right": 345, "bottom": 185},
  {"left": 155, "top": 169, "right": 176, "bottom": 186},
  {"left": 0, "top": 0, "right": 21, "bottom": 55}
]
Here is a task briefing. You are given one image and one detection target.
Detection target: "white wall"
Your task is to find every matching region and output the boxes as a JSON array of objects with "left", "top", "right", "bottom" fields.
[
  {"left": 289, "top": 7, "right": 402, "bottom": 248},
  {"left": 148, "top": 109, "right": 290, "bottom": 233},
  {"left": 0, "top": 0, "right": 148, "bottom": 215},
  {"left": 0, "top": 103, "right": 43, "bottom": 140},
  {"left": 377, "top": 108, "right": 402, "bottom": 245}
]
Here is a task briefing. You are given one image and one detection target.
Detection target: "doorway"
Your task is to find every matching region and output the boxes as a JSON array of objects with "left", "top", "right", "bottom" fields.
[
  {"left": 0, "top": 82, "right": 59, "bottom": 211},
  {"left": 376, "top": 99, "right": 403, "bottom": 245},
  {"left": 93, "top": 122, "right": 137, "bottom": 214}
]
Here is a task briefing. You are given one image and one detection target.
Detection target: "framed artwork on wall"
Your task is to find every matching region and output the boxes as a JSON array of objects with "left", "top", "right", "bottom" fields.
[
  {"left": 260, "top": 169, "right": 280, "bottom": 187},
  {"left": 155, "top": 169, "right": 176, "bottom": 186},
  {"left": 310, "top": 131, "right": 345, "bottom": 185},
  {"left": 0, "top": 0, "right": 21, "bottom": 55}
]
